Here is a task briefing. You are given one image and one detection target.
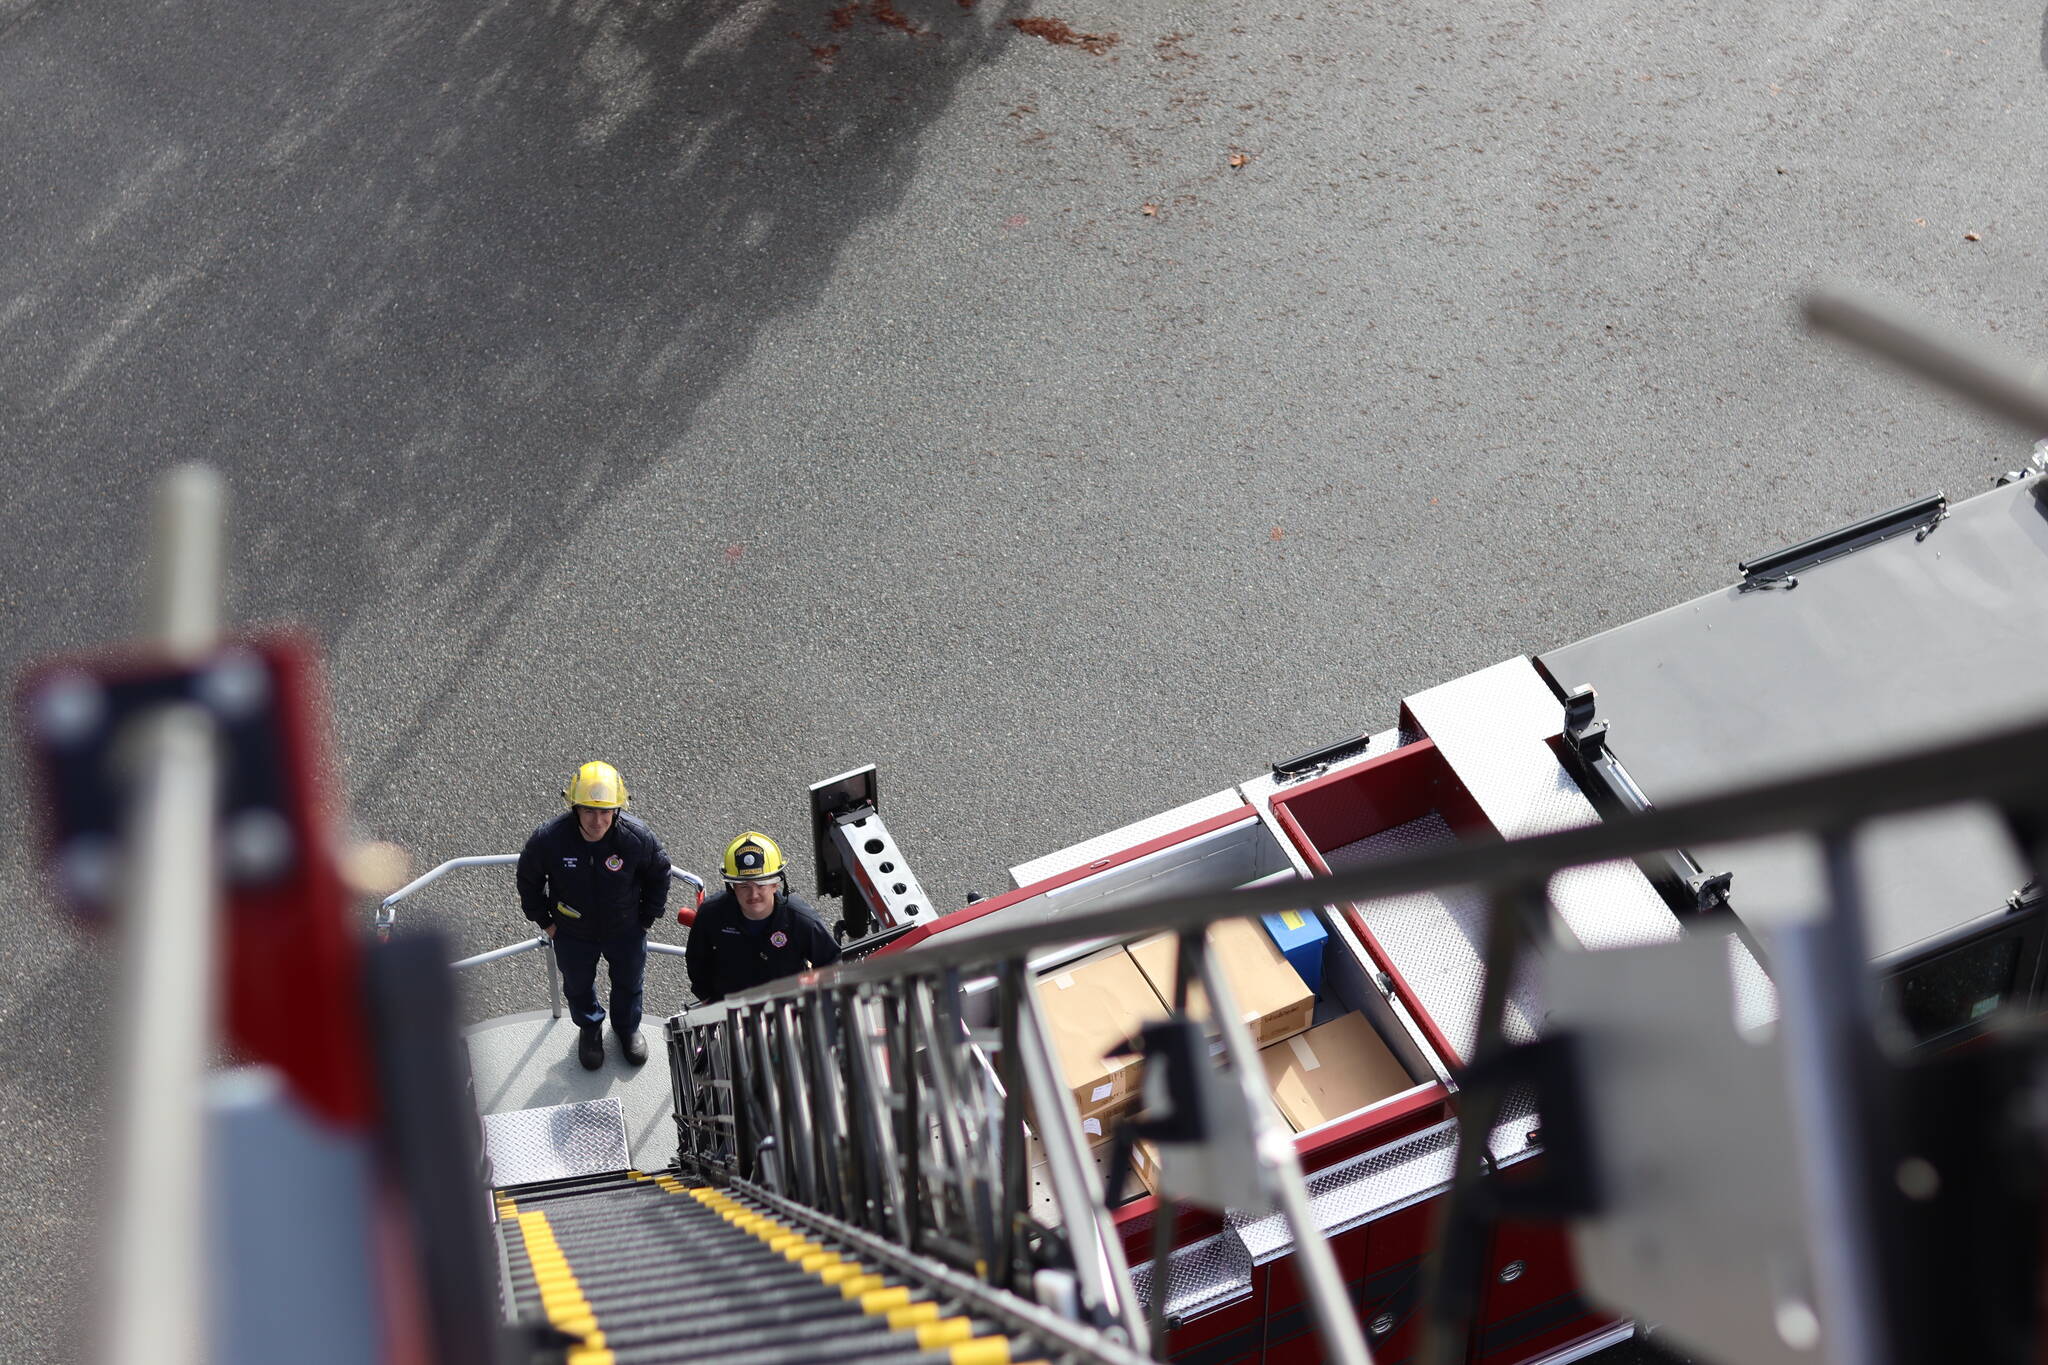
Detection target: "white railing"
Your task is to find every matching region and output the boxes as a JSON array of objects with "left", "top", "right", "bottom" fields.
[{"left": 379, "top": 855, "right": 704, "bottom": 1018}]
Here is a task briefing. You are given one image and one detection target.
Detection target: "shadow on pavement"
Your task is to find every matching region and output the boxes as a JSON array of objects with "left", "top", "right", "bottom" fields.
[
  {"left": 0, "top": 0, "right": 1018, "bottom": 1353},
  {"left": 0, "top": 0, "right": 1021, "bottom": 770}
]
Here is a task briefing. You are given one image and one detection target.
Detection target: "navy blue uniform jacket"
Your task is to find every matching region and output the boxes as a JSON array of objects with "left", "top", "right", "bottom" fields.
[
  {"left": 685, "top": 889, "right": 841, "bottom": 1003},
  {"left": 516, "top": 811, "right": 671, "bottom": 940}
]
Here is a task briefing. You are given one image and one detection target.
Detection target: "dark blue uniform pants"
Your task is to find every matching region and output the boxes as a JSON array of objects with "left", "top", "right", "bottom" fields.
[{"left": 554, "top": 929, "right": 646, "bottom": 1033}]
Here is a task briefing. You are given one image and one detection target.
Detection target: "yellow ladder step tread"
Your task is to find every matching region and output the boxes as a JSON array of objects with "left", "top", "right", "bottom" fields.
[
  {"left": 860, "top": 1287, "right": 913, "bottom": 1314},
  {"left": 916, "top": 1319, "right": 974, "bottom": 1350},
  {"left": 512, "top": 1208, "right": 606, "bottom": 1347}
]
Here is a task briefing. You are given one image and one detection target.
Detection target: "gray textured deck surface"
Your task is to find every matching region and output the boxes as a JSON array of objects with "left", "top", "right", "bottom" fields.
[{"left": 467, "top": 1012, "right": 680, "bottom": 1174}]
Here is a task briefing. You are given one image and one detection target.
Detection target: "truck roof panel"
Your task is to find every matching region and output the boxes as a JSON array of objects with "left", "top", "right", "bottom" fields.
[{"left": 1538, "top": 479, "right": 2048, "bottom": 960}]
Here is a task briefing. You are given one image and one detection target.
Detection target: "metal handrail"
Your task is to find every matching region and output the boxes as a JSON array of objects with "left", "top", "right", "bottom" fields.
[
  {"left": 379, "top": 854, "right": 706, "bottom": 1019},
  {"left": 670, "top": 905, "right": 1372, "bottom": 1362},
  {"left": 375, "top": 854, "right": 707, "bottom": 935},
  {"left": 376, "top": 855, "right": 518, "bottom": 934}
]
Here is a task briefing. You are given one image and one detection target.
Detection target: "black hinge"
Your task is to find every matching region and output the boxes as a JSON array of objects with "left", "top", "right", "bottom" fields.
[
  {"left": 1738, "top": 493, "right": 1946, "bottom": 591},
  {"left": 1272, "top": 733, "right": 1373, "bottom": 782}
]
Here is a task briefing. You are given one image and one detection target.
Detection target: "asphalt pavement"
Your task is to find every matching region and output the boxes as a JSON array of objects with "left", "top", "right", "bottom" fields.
[{"left": 3, "top": 0, "right": 2045, "bottom": 1357}]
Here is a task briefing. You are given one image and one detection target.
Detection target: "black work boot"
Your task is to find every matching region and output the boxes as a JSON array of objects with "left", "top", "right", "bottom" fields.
[
  {"left": 616, "top": 1026, "right": 648, "bottom": 1066},
  {"left": 577, "top": 1024, "right": 604, "bottom": 1070}
]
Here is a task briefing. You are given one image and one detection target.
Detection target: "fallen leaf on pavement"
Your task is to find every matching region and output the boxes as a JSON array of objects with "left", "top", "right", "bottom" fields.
[
  {"left": 1140, "top": 203, "right": 1158, "bottom": 216},
  {"left": 1011, "top": 17, "right": 1119, "bottom": 53}
]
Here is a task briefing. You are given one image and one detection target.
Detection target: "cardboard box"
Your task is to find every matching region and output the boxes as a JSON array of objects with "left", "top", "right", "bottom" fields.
[
  {"left": 1035, "top": 951, "right": 1169, "bottom": 1115},
  {"left": 1075, "top": 1106, "right": 1121, "bottom": 1145},
  {"left": 1261, "top": 907, "right": 1329, "bottom": 994},
  {"left": 1130, "top": 1137, "right": 1161, "bottom": 1197},
  {"left": 1259, "top": 1011, "right": 1414, "bottom": 1133},
  {"left": 1129, "top": 1089, "right": 1294, "bottom": 1200},
  {"left": 1016, "top": 1102, "right": 1126, "bottom": 1154},
  {"left": 1129, "top": 917, "right": 1316, "bottom": 1048}
]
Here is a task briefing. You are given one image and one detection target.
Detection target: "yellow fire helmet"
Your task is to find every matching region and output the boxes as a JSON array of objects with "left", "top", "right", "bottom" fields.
[
  {"left": 563, "top": 760, "right": 629, "bottom": 810},
  {"left": 723, "top": 831, "right": 785, "bottom": 883}
]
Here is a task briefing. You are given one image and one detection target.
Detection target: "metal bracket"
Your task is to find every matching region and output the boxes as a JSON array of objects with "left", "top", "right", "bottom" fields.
[
  {"left": 20, "top": 639, "right": 304, "bottom": 920},
  {"left": 1453, "top": 1033, "right": 1601, "bottom": 1220},
  {"left": 810, "top": 766, "right": 932, "bottom": 937},
  {"left": 1272, "top": 732, "right": 1373, "bottom": 784},
  {"left": 1738, "top": 492, "right": 1946, "bottom": 587},
  {"left": 809, "top": 764, "right": 880, "bottom": 902}
]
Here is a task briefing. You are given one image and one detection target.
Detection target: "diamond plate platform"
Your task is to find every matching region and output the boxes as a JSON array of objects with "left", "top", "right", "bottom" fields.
[
  {"left": 1403, "top": 658, "right": 1682, "bottom": 953},
  {"left": 1129, "top": 1229, "right": 1255, "bottom": 1321},
  {"left": 1127, "top": 1101, "right": 1549, "bottom": 1320},
  {"left": 483, "top": 1098, "right": 630, "bottom": 1186},
  {"left": 465, "top": 1011, "right": 679, "bottom": 1174},
  {"left": 1329, "top": 813, "right": 1544, "bottom": 1058},
  {"left": 1231, "top": 1103, "right": 1541, "bottom": 1265}
]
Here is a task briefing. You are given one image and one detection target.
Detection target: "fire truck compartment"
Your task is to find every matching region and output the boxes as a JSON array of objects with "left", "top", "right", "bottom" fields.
[
  {"left": 1266, "top": 737, "right": 1537, "bottom": 1068},
  {"left": 946, "top": 802, "right": 1458, "bottom": 1186}
]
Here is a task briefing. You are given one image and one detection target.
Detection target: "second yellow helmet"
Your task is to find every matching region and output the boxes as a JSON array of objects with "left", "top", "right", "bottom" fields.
[{"left": 723, "top": 831, "right": 785, "bottom": 882}]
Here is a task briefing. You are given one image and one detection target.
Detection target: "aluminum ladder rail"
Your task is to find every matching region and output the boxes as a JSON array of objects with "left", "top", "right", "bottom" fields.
[{"left": 668, "top": 931, "right": 1376, "bottom": 1365}]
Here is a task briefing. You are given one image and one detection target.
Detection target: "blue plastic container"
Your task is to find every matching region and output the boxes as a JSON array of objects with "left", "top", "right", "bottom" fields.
[{"left": 1261, "top": 908, "right": 1328, "bottom": 995}]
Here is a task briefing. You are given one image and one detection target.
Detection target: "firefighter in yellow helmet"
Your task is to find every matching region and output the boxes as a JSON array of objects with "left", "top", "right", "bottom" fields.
[
  {"left": 684, "top": 831, "right": 841, "bottom": 1004},
  {"left": 515, "top": 761, "right": 673, "bottom": 1069}
]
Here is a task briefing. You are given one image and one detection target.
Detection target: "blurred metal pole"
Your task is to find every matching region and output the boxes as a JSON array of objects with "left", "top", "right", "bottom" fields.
[
  {"left": 149, "top": 465, "right": 225, "bottom": 659},
  {"left": 1803, "top": 288, "right": 2048, "bottom": 435},
  {"left": 103, "top": 466, "right": 224, "bottom": 1365},
  {"left": 1771, "top": 835, "right": 1894, "bottom": 1365},
  {"left": 1196, "top": 944, "right": 1374, "bottom": 1365},
  {"left": 543, "top": 938, "right": 563, "bottom": 1019}
]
